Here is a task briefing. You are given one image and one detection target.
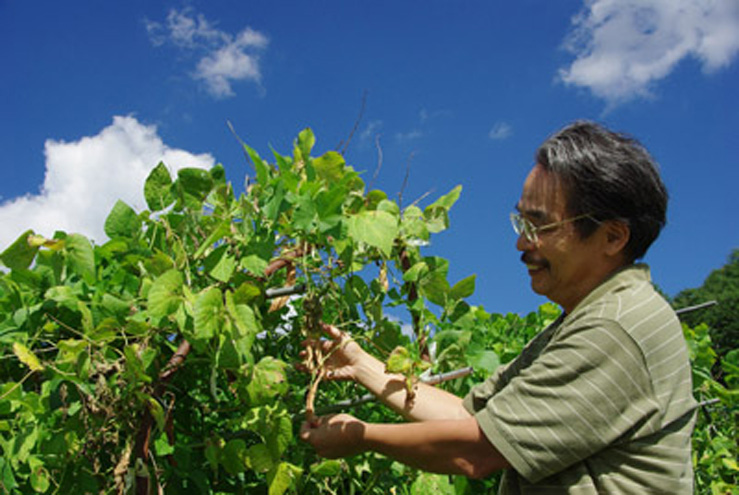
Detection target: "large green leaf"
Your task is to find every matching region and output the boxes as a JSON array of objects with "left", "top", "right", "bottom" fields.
[
  {"left": 265, "top": 409, "right": 293, "bottom": 459},
  {"left": 176, "top": 167, "right": 213, "bottom": 209},
  {"left": 246, "top": 443, "right": 274, "bottom": 473},
  {"left": 144, "top": 162, "right": 174, "bottom": 211},
  {"left": 203, "top": 245, "right": 236, "bottom": 282},
  {"left": 104, "top": 200, "right": 140, "bottom": 239},
  {"left": 226, "top": 291, "right": 260, "bottom": 337},
  {"left": 65, "top": 234, "right": 96, "bottom": 283},
  {"left": 268, "top": 462, "right": 303, "bottom": 495},
  {"left": 467, "top": 348, "right": 500, "bottom": 374},
  {"left": 312, "top": 151, "right": 345, "bottom": 183},
  {"left": 0, "top": 229, "right": 38, "bottom": 271},
  {"left": 194, "top": 287, "right": 225, "bottom": 340},
  {"left": 221, "top": 439, "right": 248, "bottom": 475},
  {"left": 450, "top": 274, "right": 476, "bottom": 300},
  {"left": 247, "top": 357, "right": 288, "bottom": 406},
  {"left": 147, "top": 269, "right": 184, "bottom": 320},
  {"left": 347, "top": 210, "right": 399, "bottom": 257}
]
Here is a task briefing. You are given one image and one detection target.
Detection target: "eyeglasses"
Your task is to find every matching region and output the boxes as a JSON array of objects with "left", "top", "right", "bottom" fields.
[{"left": 510, "top": 212, "right": 596, "bottom": 244}]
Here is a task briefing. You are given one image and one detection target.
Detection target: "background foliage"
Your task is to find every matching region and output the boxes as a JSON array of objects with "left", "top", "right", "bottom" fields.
[
  {"left": 673, "top": 249, "right": 739, "bottom": 359},
  {"left": 0, "top": 130, "right": 736, "bottom": 494}
]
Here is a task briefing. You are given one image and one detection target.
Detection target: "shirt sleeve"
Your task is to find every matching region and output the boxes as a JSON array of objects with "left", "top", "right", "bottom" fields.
[{"left": 467, "top": 317, "right": 661, "bottom": 483}]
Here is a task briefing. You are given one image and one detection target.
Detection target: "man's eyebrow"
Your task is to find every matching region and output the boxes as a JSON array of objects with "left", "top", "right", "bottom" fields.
[{"left": 514, "top": 203, "right": 547, "bottom": 221}]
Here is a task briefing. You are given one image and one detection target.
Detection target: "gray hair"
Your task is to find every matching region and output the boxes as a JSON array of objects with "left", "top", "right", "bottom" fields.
[{"left": 536, "top": 121, "right": 668, "bottom": 261}]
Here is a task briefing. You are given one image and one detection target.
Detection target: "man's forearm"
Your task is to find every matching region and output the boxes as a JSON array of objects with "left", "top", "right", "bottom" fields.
[
  {"left": 362, "top": 417, "right": 509, "bottom": 479},
  {"left": 352, "top": 354, "right": 471, "bottom": 422}
]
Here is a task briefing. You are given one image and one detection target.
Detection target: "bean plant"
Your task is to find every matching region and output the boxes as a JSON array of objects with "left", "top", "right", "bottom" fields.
[{"left": 0, "top": 129, "right": 735, "bottom": 494}]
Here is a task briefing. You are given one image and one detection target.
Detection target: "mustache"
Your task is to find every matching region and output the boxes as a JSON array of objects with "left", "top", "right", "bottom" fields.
[{"left": 521, "top": 253, "right": 548, "bottom": 266}]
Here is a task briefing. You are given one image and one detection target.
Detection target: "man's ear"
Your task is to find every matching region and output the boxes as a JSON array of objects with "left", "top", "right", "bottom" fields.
[{"left": 603, "top": 220, "right": 630, "bottom": 257}]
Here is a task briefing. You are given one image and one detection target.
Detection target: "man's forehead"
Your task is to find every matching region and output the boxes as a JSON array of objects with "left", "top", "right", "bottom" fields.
[{"left": 518, "top": 164, "right": 567, "bottom": 219}]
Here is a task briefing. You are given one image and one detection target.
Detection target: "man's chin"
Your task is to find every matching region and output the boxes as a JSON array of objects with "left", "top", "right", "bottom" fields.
[{"left": 528, "top": 269, "right": 550, "bottom": 295}]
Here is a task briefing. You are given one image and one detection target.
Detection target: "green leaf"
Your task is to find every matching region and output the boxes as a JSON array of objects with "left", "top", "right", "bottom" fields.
[
  {"left": 13, "top": 342, "right": 43, "bottom": 371},
  {"left": 297, "top": 128, "right": 316, "bottom": 159},
  {"left": 467, "top": 348, "right": 500, "bottom": 374},
  {"left": 246, "top": 443, "right": 274, "bottom": 473},
  {"left": 194, "top": 287, "right": 225, "bottom": 340},
  {"left": 315, "top": 185, "right": 347, "bottom": 220},
  {"left": 420, "top": 272, "right": 450, "bottom": 307},
  {"left": 176, "top": 167, "right": 213, "bottom": 209},
  {"left": 410, "top": 472, "right": 455, "bottom": 495},
  {"left": 147, "top": 270, "right": 184, "bottom": 320},
  {"left": 221, "top": 439, "right": 248, "bottom": 475},
  {"left": 146, "top": 396, "right": 166, "bottom": 432},
  {"left": 403, "top": 262, "right": 429, "bottom": 283},
  {"left": 226, "top": 292, "right": 260, "bottom": 337},
  {"left": 28, "top": 457, "right": 50, "bottom": 493},
  {"left": 193, "top": 222, "right": 231, "bottom": 259},
  {"left": 0, "top": 457, "right": 18, "bottom": 492},
  {"left": 313, "top": 151, "right": 345, "bottom": 183},
  {"left": 377, "top": 199, "right": 400, "bottom": 216},
  {"left": 424, "top": 206, "right": 449, "bottom": 234},
  {"left": 265, "top": 409, "right": 292, "bottom": 459},
  {"left": 268, "top": 462, "right": 303, "bottom": 495},
  {"left": 104, "top": 200, "right": 141, "bottom": 239},
  {"left": 450, "top": 274, "right": 476, "bottom": 300},
  {"left": 385, "top": 346, "right": 413, "bottom": 374},
  {"left": 217, "top": 335, "right": 242, "bottom": 370},
  {"left": 65, "top": 234, "right": 96, "bottom": 283},
  {"left": 56, "top": 339, "right": 87, "bottom": 364},
  {"left": 401, "top": 205, "right": 429, "bottom": 241},
  {"left": 144, "top": 162, "right": 174, "bottom": 211},
  {"left": 247, "top": 357, "right": 288, "bottom": 406},
  {"left": 153, "top": 434, "right": 175, "bottom": 457},
  {"left": 427, "top": 185, "right": 462, "bottom": 211},
  {"left": 204, "top": 245, "right": 236, "bottom": 282},
  {"left": 347, "top": 210, "right": 399, "bottom": 257},
  {"left": 310, "top": 459, "right": 343, "bottom": 477},
  {"left": 0, "top": 229, "right": 38, "bottom": 271},
  {"left": 244, "top": 144, "right": 271, "bottom": 185},
  {"left": 240, "top": 254, "right": 269, "bottom": 276}
]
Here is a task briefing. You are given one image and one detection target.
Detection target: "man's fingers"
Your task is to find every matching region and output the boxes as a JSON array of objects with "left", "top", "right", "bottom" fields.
[{"left": 321, "top": 322, "right": 344, "bottom": 341}]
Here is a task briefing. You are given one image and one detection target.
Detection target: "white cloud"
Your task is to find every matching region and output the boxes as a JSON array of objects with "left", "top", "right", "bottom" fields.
[
  {"left": 489, "top": 121, "right": 513, "bottom": 140},
  {"left": 0, "top": 116, "right": 215, "bottom": 250},
  {"left": 146, "top": 9, "right": 268, "bottom": 98},
  {"left": 360, "top": 120, "right": 384, "bottom": 142},
  {"left": 395, "top": 129, "right": 423, "bottom": 142},
  {"left": 559, "top": 0, "right": 739, "bottom": 105}
]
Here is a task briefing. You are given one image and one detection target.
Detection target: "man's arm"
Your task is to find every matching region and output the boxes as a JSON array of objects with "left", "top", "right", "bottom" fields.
[
  {"left": 307, "top": 324, "right": 470, "bottom": 422},
  {"left": 351, "top": 347, "right": 472, "bottom": 421},
  {"left": 300, "top": 414, "right": 510, "bottom": 479}
]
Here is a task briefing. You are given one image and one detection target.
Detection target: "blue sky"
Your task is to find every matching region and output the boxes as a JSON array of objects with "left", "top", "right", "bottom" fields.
[{"left": 1, "top": 0, "right": 738, "bottom": 316}]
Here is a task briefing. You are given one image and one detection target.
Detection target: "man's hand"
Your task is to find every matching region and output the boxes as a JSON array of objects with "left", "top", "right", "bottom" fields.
[
  {"left": 299, "top": 414, "right": 367, "bottom": 458},
  {"left": 299, "top": 323, "right": 373, "bottom": 382}
]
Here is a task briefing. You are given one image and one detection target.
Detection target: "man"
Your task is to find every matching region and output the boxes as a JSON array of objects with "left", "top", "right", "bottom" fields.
[{"left": 299, "top": 121, "right": 697, "bottom": 493}]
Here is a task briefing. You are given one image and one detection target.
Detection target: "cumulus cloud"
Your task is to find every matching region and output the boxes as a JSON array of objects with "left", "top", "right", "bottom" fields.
[
  {"left": 146, "top": 9, "right": 268, "bottom": 98},
  {"left": 0, "top": 116, "right": 215, "bottom": 250},
  {"left": 559, "top": 0, "right": 739, "bottom": 105},
  {"left": 488, "top": 121, "right": 513, "bottom": 140}
]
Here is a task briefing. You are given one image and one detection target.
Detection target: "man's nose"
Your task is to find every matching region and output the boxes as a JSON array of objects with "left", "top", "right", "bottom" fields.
[{"left": 516, "top": 232, "right": 536, "bottom": 251}]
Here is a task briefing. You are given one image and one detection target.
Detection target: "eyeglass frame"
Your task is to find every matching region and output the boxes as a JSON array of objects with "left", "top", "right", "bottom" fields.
[{"left": 510, "top": 211, "right": 598, "bottom": 244}]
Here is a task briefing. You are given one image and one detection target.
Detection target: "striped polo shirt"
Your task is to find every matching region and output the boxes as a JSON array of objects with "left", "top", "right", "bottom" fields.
[{"left": 463, "top": 264, "right": 697, "bottom": 494}]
